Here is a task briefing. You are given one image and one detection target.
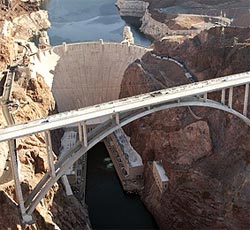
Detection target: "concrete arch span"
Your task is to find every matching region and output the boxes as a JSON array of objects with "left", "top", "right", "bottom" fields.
[
  {"left": 51, "top": 42, "right": 150, "bottom": 112},
  {"left": 25, "top": 97, "right": 250, "bottom": 215}
]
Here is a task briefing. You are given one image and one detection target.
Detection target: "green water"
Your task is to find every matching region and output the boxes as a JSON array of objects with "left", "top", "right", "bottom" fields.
[{"left": 86, "top": 143, "right": 158, "bottom": 229}]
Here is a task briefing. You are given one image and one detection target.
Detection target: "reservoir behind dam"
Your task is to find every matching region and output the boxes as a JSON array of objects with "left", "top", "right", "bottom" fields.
[{"left": 42, "top": 0, "right": 151, "bottom": 46}]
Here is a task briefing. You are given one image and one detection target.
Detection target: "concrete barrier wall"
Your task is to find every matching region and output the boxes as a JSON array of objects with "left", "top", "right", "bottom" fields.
[{"left": 52, "top": 42, "right": 149, "bottom": 112}]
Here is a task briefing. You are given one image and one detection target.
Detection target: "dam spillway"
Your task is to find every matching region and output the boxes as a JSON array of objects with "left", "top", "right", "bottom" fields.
[{"left": 51, "top": 42, "right": 149, "bottom": 112}]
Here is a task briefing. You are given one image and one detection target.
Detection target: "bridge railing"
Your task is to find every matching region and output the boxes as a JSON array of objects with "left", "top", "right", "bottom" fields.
[
  {"left": 0, "top": 71, "right": 250, "bottom": 142},
  {"left": 1, "top": 71, "right": 250, "bottom": 223}
]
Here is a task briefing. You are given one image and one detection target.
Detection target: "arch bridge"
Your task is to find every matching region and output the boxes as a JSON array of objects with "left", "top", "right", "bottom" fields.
[{"left": 1, "top": 71, "right": 250, "bottom": 223}]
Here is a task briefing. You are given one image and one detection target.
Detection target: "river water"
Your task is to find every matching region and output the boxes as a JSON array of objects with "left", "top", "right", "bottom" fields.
[
  {"left": 42, "top": 0, "right": 151, "bottom": 46},
  {"left": 43, "top": 0, "right": 157, "bottom": 229}
]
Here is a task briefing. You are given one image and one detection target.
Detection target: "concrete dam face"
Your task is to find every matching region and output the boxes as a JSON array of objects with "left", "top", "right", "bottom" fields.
[{"left": 51, "top": 42, "right": 149, "bottom": 112}]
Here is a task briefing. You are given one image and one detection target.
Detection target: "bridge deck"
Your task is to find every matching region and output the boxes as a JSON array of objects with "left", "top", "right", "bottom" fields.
[{"left": 0, "top": 71, "right": 249, "bottom": 142}]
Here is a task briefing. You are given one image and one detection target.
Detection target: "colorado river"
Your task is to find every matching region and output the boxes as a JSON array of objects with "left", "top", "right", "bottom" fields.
[
  {"left": 42, "top": 0, "right": 151, "bottom": 46},
  {"left": 43, "top": 0, "right": 157, "bottom": 228}
]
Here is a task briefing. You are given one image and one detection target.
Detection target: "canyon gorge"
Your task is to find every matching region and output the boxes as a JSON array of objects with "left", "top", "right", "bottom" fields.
[{"left": 0, "top": 0, "right": 250, "bottom": 229}]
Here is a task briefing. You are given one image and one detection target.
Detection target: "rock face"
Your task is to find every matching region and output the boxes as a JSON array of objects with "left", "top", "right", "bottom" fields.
[
  {"left": 116, "top": 0, "right": 148, "bottom": 18},
  {"left": 120, "top": 27, "right": 250, "bottom": 229},
  {"left": 117, "top": 0, "right": 250, "bottom": 40},
  {"left": 154, "top": 27, "right": 250, "bottom": 80},
  {"left": 139, "top": 9, "right": 199, "bottom": 40},
  {"left": 140, "top": 9, "right": 169, "bottom": 40},
  {"left": 11, "top": 10, "right": 50, "bottom": 40},
  {"left": 0, "top": 1, "right": 90, "bottom": 229}
]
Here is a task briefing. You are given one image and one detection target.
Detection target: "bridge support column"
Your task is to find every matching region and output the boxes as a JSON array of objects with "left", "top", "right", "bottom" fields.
[
  {"left": 243, "top": 84, "right": 249, "bottom": 116},
  {"left": 44, "top": 131, "right": 56, "bottom": 177},
  {"left": 228, "top": 87, "right": 233, "bottom": 108},
  {"left": 221, "top": 89, "right": 226, "bottom": 104},
  {"left": 78, "top": 122, "right": 88, "bottom": 147},
  {"left": 115, "top": 113, "right": 120, "bottom": 125},
  {"left": 203, "top": 92, "right": 208, "bottom": 101},
  {"left": 8, "top": 139, "right": 33, "bottom": 224},
  {"left": 78, "top": 123, "right": 83, "bottom": 142},
  {"left": 61, "top": 175, "right": 73, "bottom": 196},
  {"left": 82, "top": 122, "right": 88, "bottom": 147}
]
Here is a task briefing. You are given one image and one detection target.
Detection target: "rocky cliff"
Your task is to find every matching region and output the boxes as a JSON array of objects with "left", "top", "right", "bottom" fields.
[
  {"left": 116, "top": 0, "right": 250, "bottom": 40},
  {"left": 0, "top": 1, "right": 90, "bottom": 229},
  {"left": 116, "top": 0, "right": 148, "bottom": 18},
  {"left": 120, "top": 27, "right": 250, "bottom": 229}
]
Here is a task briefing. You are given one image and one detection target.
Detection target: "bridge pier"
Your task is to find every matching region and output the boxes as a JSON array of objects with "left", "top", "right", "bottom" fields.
[
  {"left": 44, "top": 131, "right": 56, "bottom": 177},
  {"left": 203, "top": 92, "right": 208, "bottom": 100},
  {"left": 61, "top": 175, "right": 73, "bottom": 196},
  {"left": 8, "top": 140, "right": 33, "bottom": 224},
  {"left": 228, "top": 87, "right": 233, "bottom": 108},
  {"left": 221, "top": 88, "right": 226, "bottom": 104},
  {"left": 82, "top": 122, "right": 88, "bottom": 147},
  {"left": 243, "top": 84, "right": 249, "bottom": 116},
  {"left": 78, "top": 123, "right": 83, "bottom": 142},
  {"left": 115, "top": 113, "right": 120, "bottom": 125},
  {"left": 78, "top": 122, "right": 88, "bottom": 146}
]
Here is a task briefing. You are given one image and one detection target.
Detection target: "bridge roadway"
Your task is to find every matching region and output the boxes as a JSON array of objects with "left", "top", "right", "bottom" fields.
[
  {"left": 1, "top": 70, "right": 250, "bottom": 223},
  {"left": 0, "top": 71, "right": 250, "bottom": 142}
]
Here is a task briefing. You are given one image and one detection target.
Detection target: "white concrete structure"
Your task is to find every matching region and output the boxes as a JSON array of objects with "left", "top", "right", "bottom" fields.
[
  {"left": 1, "top": 40, "right": 250, "bottom": 223},
  {"left": 1, "top": 70, "right": 250, "bottom": 222},
  {"left": 122, "top": 26, "right": 135, "bottom": 45},
  {"left": 114, "top": 128, "right": 143, "bottom": 171},
  {"left": 29, "top": 48, "right": 60, "bottom": 89},
  {"left": 104, "top": 128, "right": 143, "bottom": 192},
  {"left": 52, "top": 42, "right": 149, "bottom": 111},
  {"left": 152, "top": 161, "right": 168, "bottom": 193},
  {"left": 1, "top": 71, "right": 250, "bottom": 142},
  {"left": 60, "top": 131, "right": 77, "bottom": 177}
]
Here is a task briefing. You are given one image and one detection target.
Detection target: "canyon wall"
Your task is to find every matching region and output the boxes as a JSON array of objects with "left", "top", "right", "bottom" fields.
[
  {"left": 116, "top": 0, "right": 250, "bottom": 40},
  {"left": 120, "top": 27, "right": 250, "bottom": 229},
  {"left": 116, "top": 0, "right": 148, "bottom": 18},
  {"left": 0, "top": 1, "right": 90, "bottom": 229}
]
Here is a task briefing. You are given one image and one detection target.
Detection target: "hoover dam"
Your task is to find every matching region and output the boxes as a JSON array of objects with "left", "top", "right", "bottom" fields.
[
  {"left": 2, "top": 36, "right": 250, "bottom": 225},
  {"left": 51, "top": 42, "right": 149, "bottom": 111},
  {"left": 1, "top": 0, "right": 250, "bottom": 229},
  {"left": 0, "top": 37, "right": 156, "bottom": 226}
]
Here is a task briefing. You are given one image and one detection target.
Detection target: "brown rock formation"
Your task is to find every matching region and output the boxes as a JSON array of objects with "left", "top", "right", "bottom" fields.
[
  {"left": 120, "top": 27, "right": 250, "bottom": 229},
  {"left": 145, "top": 0, "right": 250, "bottom": 23},
  {"left": 154, "top": 27, "right": 250, "bottom": 80},
  {"left": 0, "top": 1, "right": 90, "bottom": 229},
  {"left": 118, "top": 0, "right": 250, "bottom": 40}
]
